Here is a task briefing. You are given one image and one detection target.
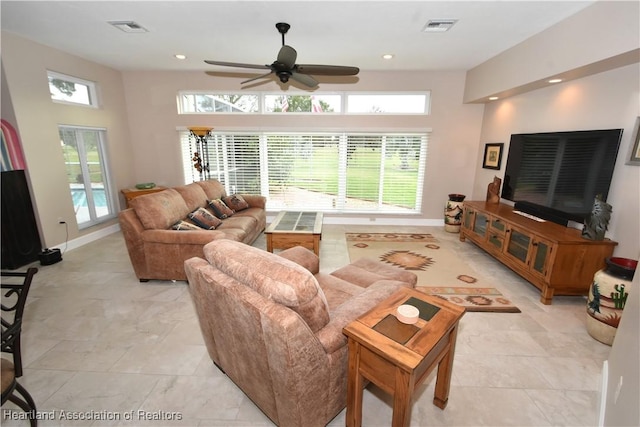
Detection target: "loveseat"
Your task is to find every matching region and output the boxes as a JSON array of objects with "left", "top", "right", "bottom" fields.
[
  {"left": 118, "top": 179, "right": 266, "bottom": 282},
  {"left": 185, "top": 239, "right": 417, "bottom": 427}
]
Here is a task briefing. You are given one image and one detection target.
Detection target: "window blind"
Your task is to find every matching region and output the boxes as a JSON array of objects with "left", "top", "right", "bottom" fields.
[{"left": 180, "top": 130, "right": 428, "bottom": 213}]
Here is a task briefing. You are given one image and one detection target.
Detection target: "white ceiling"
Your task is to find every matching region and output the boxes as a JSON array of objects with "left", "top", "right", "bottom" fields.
[{"left": 1, "top": 1, "right": 595, "bottom": 73}]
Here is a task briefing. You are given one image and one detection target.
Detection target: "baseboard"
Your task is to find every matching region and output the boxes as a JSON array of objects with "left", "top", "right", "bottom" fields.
[{"left": 51, "top": 223, "right": 121, "bottom": 252}]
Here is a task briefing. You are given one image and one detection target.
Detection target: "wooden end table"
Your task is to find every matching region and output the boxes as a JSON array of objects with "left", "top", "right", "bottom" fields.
[
  {"left": 343, "top": 287, "right": 465, "bottom": 427},
  {"left": 264, "top": 211, "right": 323, "bottom": 256},
  {"left": 121, "top": 186, "right": 167, "bottom": 208}
]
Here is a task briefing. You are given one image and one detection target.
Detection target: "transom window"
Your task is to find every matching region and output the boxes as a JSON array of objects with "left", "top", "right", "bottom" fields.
[
  {"left": 180, "top": 130, "right": 428, "bottom": 214},
  {"left": 178, "top": 92, "right": 430, "bottom": 115},
  {"left": 48, "top": 71, "right": 99, "bottom": 108}
]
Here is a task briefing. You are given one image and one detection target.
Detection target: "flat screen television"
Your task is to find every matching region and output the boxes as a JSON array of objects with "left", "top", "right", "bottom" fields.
[{"left": 501, "top": 129, "right": 623, "bottom": 226}]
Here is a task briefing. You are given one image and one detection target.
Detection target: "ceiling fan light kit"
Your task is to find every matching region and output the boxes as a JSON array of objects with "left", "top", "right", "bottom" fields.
[{"left": 204, "top": 22, "right": 359, "bottom": 89}]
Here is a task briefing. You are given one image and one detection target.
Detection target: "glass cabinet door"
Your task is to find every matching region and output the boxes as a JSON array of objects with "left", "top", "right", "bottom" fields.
[
  {"left": 531, "top": 239, "right": 552, "bottom": 277},
  {"left": 506, "top": 228, "right": 530, "bottom": 263},
  {"left": 462, "top": 208, "right": 474, "bottom": 230},
  {"left": 473, "top": 212, "right": 489, "bottom": 238}
]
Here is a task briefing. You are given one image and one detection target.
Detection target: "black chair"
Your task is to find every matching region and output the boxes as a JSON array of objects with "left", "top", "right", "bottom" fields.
[{"left": 1, "top": 267, "right": 38, "bottom": 427}]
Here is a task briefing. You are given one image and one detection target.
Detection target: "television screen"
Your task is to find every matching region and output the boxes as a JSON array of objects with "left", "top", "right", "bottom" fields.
[{"left": 501, "top": 129, "right": 623, "bottom": 225}]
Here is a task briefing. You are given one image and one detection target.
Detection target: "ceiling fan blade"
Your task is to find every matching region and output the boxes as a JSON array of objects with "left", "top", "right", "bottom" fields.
[
  {"left": 204, "top": 60, "right": 269, "bottom": 70},
  {"left": 289, "top": 72, "right": 318, "bottom": 88},
  {"left": 277, "top": 45, "right": 297, "bottom": 69},
  {"left": 296, "top": 64, "right": 360, "bottom": 76},
  {"left": 241, "top": 71, "right": 274, "bottom": 85}
]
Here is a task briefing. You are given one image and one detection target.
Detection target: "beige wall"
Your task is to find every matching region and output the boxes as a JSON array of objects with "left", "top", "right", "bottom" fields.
[
  {"left": 474, "top": 63, "right": 640, "bottom": 258},
  {"left": 121, "top": 69, "right": 485, "bottom": 221},
  {"left": 1, "top": 31, "right": 134, "bottom": 247}
]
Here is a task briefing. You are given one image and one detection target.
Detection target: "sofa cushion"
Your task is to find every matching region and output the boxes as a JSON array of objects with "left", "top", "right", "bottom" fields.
[
  {"left": 174, "top": 184, "right": 209, "bottom": 212},
  {"left": 172, "top": 220, "right": 202, "bottom": 231},
  {"left": 130, "top": 188, "right": 190, "bottom": 230},
  {"left": 196, "top": 180, "right": 227, "bottom": 200},
  {"left": 208, "top": 199, "right": 235, "bottom": 218},
  {"left": 204, "top": 240, "right": 330, "bottom": 332},
  {"left": 223, "top": 194, "right": 250, "bottom": 212},
  {"left": 188, "top": 207, "right": 223, "bottom": 230}
]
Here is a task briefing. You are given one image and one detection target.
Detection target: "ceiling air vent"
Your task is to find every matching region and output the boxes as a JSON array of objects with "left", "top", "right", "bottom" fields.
[
  {"left": 422, "top": 20, "right": 458, "bottom": 33},
  {"left": 108, "top": 21, "right": 148, "bottom": 33}
]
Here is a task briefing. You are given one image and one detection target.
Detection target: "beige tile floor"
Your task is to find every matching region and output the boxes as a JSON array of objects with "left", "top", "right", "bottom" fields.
[{"left": 2, "top": 225, "right": 610, "bottom": 426}]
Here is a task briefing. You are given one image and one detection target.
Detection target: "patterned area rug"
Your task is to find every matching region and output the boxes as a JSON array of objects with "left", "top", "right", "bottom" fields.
[{"left": 346, "top": 233, "right": 520, "bottom": 313}]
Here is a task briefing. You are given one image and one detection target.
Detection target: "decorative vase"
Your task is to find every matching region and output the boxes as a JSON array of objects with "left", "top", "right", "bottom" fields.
[
  {"left": 586, "top": 257, "right": 637, "bottom": 345},
  {"left": 444, "top": 194, "right": 466, "bottom": 233}
]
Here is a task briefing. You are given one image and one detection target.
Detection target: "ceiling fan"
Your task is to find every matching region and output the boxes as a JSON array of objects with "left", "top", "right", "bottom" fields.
[{"left": 204, "top": 22, "right": 360, "bottom": 88}]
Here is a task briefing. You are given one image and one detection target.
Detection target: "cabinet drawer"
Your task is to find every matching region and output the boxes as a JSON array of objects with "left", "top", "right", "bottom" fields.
[
  {"left": 489, "top": 218, "right": 506, "bottom": 236},
  {"left": 488, "top": 234, "right": 504, "bottom": 251}
]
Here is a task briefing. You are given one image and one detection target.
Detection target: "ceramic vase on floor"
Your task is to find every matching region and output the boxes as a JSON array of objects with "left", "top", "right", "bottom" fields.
[
  {"left": 586, "top": 257, "right": 637, "bottom": 345},
  {"left": 444, "top": 194, "right": 465, "bottom": 233}
]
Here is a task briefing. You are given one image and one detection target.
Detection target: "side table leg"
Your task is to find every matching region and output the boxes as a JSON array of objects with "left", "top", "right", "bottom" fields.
[
  {"left": 266, "top": 234, "right": 273, "bottom": 253},
  {"left": 313, "top": 235, "right": 321, "bottom": 256},
  {"left": 433, "top": 326, "right": 459, "bottom": 409},
  {"left": 346, "top": 340, "right": 363, "bottom": 427},
  {"left": 392, "top": 369, "right": 413, "bottom": 427}
]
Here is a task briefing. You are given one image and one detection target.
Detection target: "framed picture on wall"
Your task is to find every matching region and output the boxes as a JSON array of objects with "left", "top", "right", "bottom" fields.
[
  {"left": 482, "top": 143, "right": 504, "bottom": 170},
  {"left": 626, "top": 116, "right": 640, "bottom": 166}
]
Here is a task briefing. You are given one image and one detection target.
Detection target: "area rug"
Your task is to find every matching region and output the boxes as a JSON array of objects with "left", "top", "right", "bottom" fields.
[{"left": 345, "top": 233, "right": 520, "bottom": 313}]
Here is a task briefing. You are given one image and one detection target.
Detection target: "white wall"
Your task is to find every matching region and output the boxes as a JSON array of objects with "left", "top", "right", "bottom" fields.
[
  {"left": 602, "top": 272, "right": 640, "bottom": 426},
  {"left": 475, "top": 63, "right": 640, "bottom": 258}
]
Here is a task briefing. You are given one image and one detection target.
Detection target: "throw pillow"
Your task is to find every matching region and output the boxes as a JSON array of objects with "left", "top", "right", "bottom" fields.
[
  {"left": 188, "top": 207, "right": 223, "bottom": 230},
  {"left": 223, "top": 194, "right": 250, "bottom": 212},
  {"left": 208, "top": 199, "right": 235, "bottom": 219},
  {"left": 171, "top": 220, "right": 202, "bottom": 231}
]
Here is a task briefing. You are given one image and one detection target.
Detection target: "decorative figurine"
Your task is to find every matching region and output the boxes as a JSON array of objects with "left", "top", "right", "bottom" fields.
[
  {"left": 486, "top": 176, "right": 501, "bottom": 204},
  {"left": 582, "top": 194, "right": 612, "bottom": 241}
]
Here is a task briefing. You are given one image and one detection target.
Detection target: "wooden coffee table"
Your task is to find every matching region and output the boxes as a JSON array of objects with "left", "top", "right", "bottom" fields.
[
  {"left": 264, "top": 211, "right": 323, "bottom": 255},
  {"left": 343, "top": 287, "right": 465, "bottom": 427}
]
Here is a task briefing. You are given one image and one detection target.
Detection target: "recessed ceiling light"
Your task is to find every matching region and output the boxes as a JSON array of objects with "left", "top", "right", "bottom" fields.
[
  {"left": 382, "top": 54, "right": 394, "bottom": 60},
  {"left": 489, "top": 96, "right": 499, "bottom": 101},
  {"left": 548, "top": 78, "right": 563, "bottom": 83},
  {"left": 174, "top": 54, "right": 187, "bottom": 60},
  {"left": 422, "top": 20, "right": 458, "bottom": 32}
]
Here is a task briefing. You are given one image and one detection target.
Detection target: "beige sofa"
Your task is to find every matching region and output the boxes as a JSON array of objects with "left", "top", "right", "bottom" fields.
[
  {"left": 185, "top": 239, "right": 417, "bottom": 427},
  {"left": 118, "top": 180, "right": 266, "bottom": 282}
]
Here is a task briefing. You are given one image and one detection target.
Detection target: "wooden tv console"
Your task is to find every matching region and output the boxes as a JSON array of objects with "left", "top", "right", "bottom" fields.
[{"left": 459, "top": 201, "right": 617, "bottom": 305}]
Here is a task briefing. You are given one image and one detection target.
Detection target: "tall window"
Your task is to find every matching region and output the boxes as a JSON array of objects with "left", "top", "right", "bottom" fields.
[
  {"left": 59, "top": 126, "right": 116, "bottom": 228},
  {"left": 181, "top": 130, "right": 428, "bottom": 214}
]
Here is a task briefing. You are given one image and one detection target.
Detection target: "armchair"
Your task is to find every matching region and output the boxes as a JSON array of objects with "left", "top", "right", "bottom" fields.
[{"left": 185, "top": 240, "right": 416, "bottom": 427}]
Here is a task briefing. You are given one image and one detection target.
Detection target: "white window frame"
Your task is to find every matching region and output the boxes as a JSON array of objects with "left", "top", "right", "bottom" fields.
[
  {"left": 48, "top": 71, "right": 99, "bottom": 108},
  {"left": 177, "top": 91, "right": 431, "bottom": 115},
  {"left": 59, "top": 125, "right": 117, "bottom": 228}
]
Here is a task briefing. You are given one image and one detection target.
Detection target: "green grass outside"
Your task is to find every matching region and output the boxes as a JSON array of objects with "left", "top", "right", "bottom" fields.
[
  {"left": 62, "top": 145, "right": 103, "bottom": 184},
  {"left": 286, "top": 145, "right": 418, "bottom": 208}
]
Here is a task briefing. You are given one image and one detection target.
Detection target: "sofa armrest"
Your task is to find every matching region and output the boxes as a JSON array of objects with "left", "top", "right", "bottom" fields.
[
  {"left": 315, "top": 279, "right": 404, "bottom": 354},
  {"left": 278, "top": 246, "right": 320, "bottom": 274},
  {"left": 241, "top": 194, "right": 266, "bottom": 210}
]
